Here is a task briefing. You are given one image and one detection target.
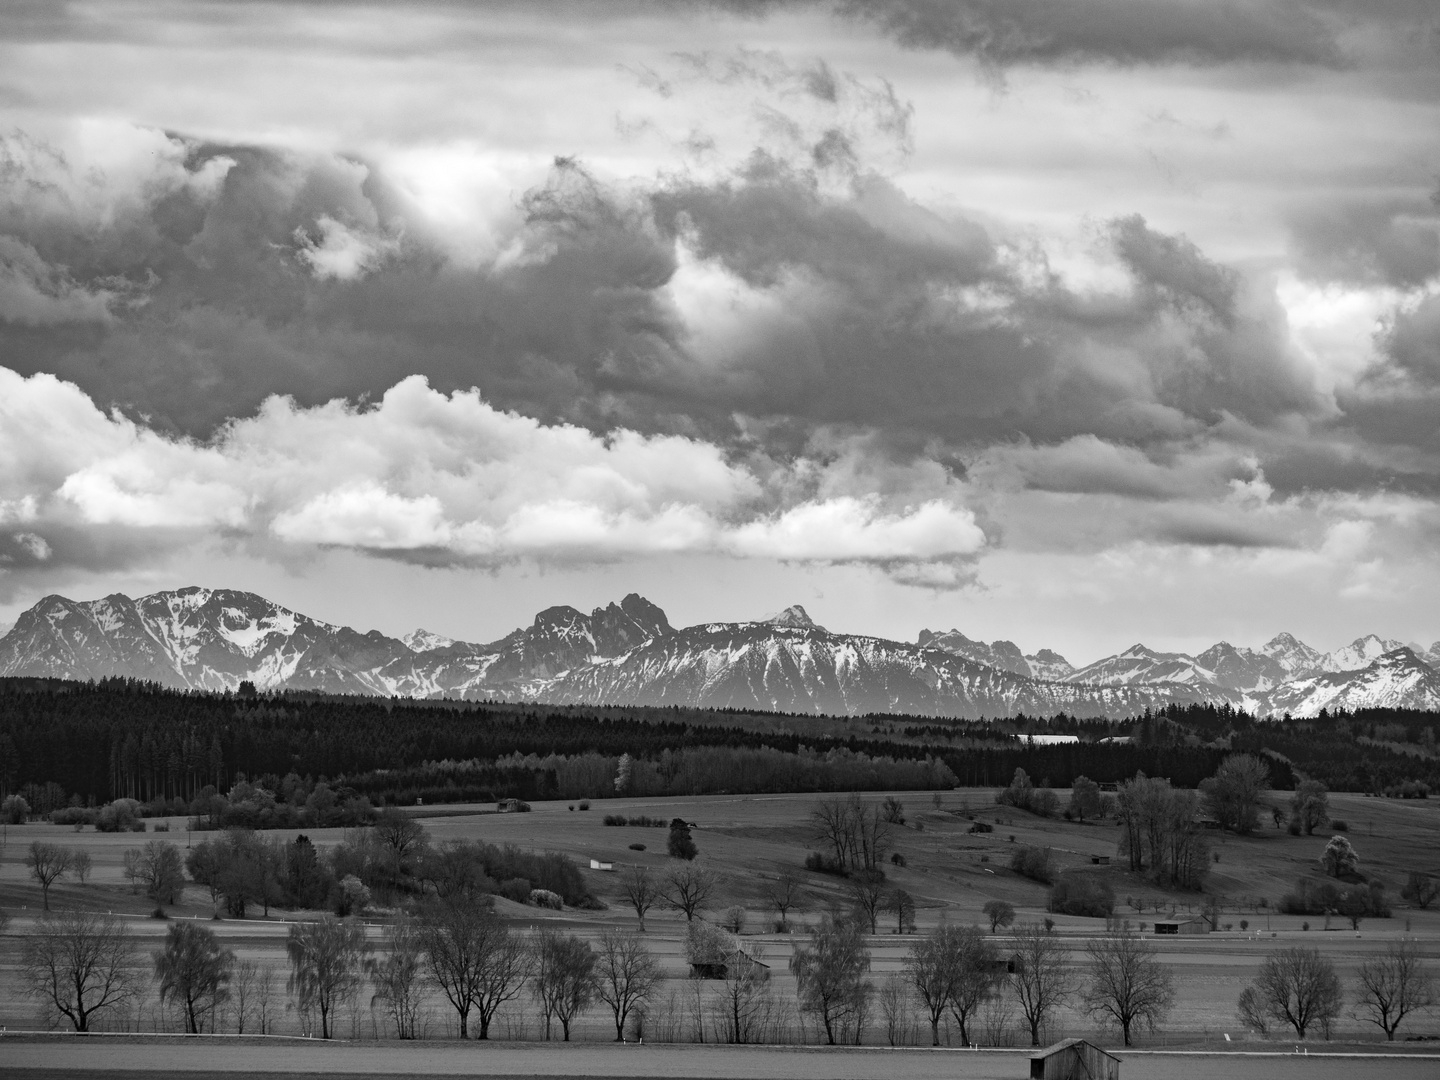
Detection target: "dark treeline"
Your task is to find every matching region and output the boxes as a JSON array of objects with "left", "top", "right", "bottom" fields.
[{"left": 4, "top": 680, "right": 1438, "bottom": 816}]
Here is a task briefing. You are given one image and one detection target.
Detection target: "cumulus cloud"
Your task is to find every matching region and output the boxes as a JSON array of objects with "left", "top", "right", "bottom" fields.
[{"left": 0, "top": 366, "right": 988, "bottom": 582}]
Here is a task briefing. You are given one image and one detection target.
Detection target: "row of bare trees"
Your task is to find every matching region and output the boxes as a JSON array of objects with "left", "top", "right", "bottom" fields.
[{"left": 10, "top": 903, "right": 1433, "bottom": 1044}]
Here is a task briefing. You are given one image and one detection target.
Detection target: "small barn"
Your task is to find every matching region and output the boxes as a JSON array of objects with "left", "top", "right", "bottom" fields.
[
  {"left": 1029, "top": 1038, "right": 1120, "bottom": 1080},
  {"left": 589, "top": 858, "right": 614, "bottom": 871},
  {"left": 1153, "top": 917, "right": 1209, "bottom": 935},
  {"left": 689, "top": 950, "right": 771, "bottom": 982}
]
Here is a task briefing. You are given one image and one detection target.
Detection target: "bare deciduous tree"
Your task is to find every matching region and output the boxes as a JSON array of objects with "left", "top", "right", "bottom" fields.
[
  {"left": 906, "top": 923, "right": 998, "bottom": 1046},
  {"left": 73, "top": 850, "right": 93, "bottom": 885},
  {"left": 533, "top": 928, "right": 597, "bottom": 1041},
  {"left": 1083, "top": 928, "right": 1175, "bottom": 1046},
  {"left": 1242, "top": 946, "right": 1343, "bottom": 1039},
  {"left": 621, "top": 865, "right": 660, "bottom": 930},
  {"left": 25, "top": 841, "right": 72, "bottom": 910},
  {"left": 136, "top": 840, "right": 186, "bottom": 906},
  {"left": 662, "top": 863, "right": 716, "bottom": 922},
  {"left": 368, "top": 917, "right": 425, "bottom": 1039},
  {"left": 1355, "top": 939, "right": 1435, "bottom": 1041},
  {"left": 790, "top": 914, "right": 871, "bottom": 1045},
  {"left": 1010, "top": 922, "right": 1075, "bottom": 1047},
  {"left": 847, "top": 871, "right": 886, "bottom": 934},
  {"left": 154, "top": 921, "right": 235, "bottom": 1033},
  {"left": 876, "top": 972, "right": 911, "bottom": 1046},
  {"left": 1199, "top": 753, "right": 1270, "bottom": 835},
  {"left": 419, "top": 897, "right": 527, "bottom": 1039},
  {"left": 810, "top": 794, "right": 894, "bottom": 874},
  {"left": 714, "top": 943, "right": 771, "bottom": 1044},
  {"left": 595, "top": 928, "right": 662, "bottom": 1041},
  {"left": 764, "top": 873, "right": 801, "bottom": 927},
  {"left": 285, "top": 916, "right": 368, "bottom": 1039},
  {"left": 22, "top": 910, "right": 139, "bottom": 1031}
]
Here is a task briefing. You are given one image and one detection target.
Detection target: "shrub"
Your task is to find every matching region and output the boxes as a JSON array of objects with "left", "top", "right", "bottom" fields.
[
  {"left": 968, "top": 820, "right": 993, "bottom": 834},
  {"left": 604, "top": 814, "right": 626, "bottom": 826},
  {"left": 890, "top": 852, "right": 907, "bottom": 867},
  {"left": 0, "top": 794, "right": 30, "bottom": 824},
  {"left": 578, "top": 800, "right": 591, "bottom": 811},
  {"left": 1288, "top": 819, "right": 1302, "bottom": 836},
  {"left": 530, "top": 888, "right": 564, "bottom": 910},
  {"left": 498, "top": 877, "right": 532, "bottom": 904},
  {"left": 1009, "top": 844, "right": 1054, "bottom": 884},
  {"left": 152, "top": 821, "right": 170, "bottom": 832},
  {"left": 1047, "top": 873, "right": 1115, "bottom": 918},
  {"left": 804, "top": 851, "right": 845, "bottom": 875},
  {"left": 1331, "top": 819, "right": 1348, "bottom": 832},
  {"left": 628, "top": 843, "right": 646, "bottom": 852}
]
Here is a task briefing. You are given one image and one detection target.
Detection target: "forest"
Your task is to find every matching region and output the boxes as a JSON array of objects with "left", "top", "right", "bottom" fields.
[{"left": 0, "top": 678, "right": 1436, "bottom": 817}]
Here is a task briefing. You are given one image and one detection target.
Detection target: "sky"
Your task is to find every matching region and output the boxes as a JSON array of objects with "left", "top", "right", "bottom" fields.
[{"left": 0, "top": 0, "right": 1438, "bottom": 665}]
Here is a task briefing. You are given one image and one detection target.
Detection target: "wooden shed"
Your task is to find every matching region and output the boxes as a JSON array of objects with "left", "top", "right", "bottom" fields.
[
  {"left": 1153, "top": 918, "right": 1208, "bottom": 935},
  {"left": 1029, "top": 1039, "right": 1120, "bottom": 1080}
]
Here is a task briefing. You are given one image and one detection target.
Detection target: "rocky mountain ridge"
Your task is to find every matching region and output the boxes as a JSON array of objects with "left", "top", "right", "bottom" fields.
[{"left": 1, "top": 587, "right": 1436, "bottom": 718}]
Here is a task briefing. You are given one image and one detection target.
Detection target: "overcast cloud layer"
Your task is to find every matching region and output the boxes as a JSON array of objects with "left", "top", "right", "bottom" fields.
[{"left": 0, "top": 0, "right": 1438, "bottom": 660}]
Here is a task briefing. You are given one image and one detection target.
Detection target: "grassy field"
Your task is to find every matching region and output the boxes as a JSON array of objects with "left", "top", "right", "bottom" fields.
[{"left": 1, "top": 789, "right": 1438, "bottom": 1050}]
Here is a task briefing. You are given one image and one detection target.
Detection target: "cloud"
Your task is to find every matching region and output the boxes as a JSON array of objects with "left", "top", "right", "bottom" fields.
[
  {"left": 0, "top": 366, "right": 987, "bottom": 583},
  {"left": 834, "top": 0, "right": 1346, "bottom": 72}
]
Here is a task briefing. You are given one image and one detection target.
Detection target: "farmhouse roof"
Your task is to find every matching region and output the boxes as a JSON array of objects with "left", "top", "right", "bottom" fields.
[{"left": 1031, "top": 1038, "right": 1120, "bottom": 1063}]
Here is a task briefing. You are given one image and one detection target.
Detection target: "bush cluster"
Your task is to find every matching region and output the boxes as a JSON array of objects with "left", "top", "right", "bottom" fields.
[
  {"left": 1048, "top": 873, "right": 1115, "bottom": 918},
  {"left": 1009, "top": 844, "right": 1055, "bottom": 884}
]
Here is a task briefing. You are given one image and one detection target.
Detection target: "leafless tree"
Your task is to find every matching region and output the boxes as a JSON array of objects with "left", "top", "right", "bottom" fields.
[
  {"left": 595, "top": 928, "right": 662, "bottom": 1041},
  {"left": 847, "top": 871, "right": 886, "bottom": 934},
  {"left": 1355, "top": 939, "right": 1435, "bottom": 1041},
  {"left": 621, "top": 865, "right": 660, "bottom": 930},
  {"left": 907, "top": 923, "right": 964, "bottom": 1045},
  {"left": 285, "top": 916, "right": 369, "bottom": 1039},
  {"left": 790, "top": 914, "right": 871, "bottom": 1045},
  {"left": 764, "top": 873, "right": 801, "bottom": 926},
  {"left": 231, "top": 959, "right": 259, "bottom": 1033},
  {"left": 713, "top": 943, "right": 771, "bottom": 1044},
  {"left": 662, "top": 863, "right": 716, "bottom": 922},
  {"left": 1199, "top": 754, "right": 1270, "bottom": 835},
  {"left": 1009, "top": 922, "right": 1075, "bottom": 1047},
  {"left": 154, "top": 921, "right": 235, "bottom": 1033},
  {"left": 876, "top": 972, "right": 912, "bottom": 1046},
  {"left": 948, "top": 927, "right": 1002, "bottom": 1047},
  {"left": 533, "top": 928, "right": 597, "bottom": 1041},
  {"left": 136, "top": 840, "right": 186, "bottom": 906},
  {"left": 1083, "top": 928, "right": 1175, "bottom": 1046},
  {"left": 884, "top": 888, "right": 915, "bottom": 934},
  {"left": 373, "top": 806, "right": 429, "bottom": 886},
  {"left": 810, "top": 794, "right": 894, "bottom": 874},
  {"left": 22, "top": 909, "right": 140, "bottom": 1031},
  {"left": 1242, "top": 946, "right": 1342, "bottom": 1039},
  {"left": 368, "top": 917, "right": 425, "bottom": 1039},
  {"left": 1402, "top": 871, "right": 1438, "bottom": 910},
  {"left": 419, "top": 897, "right": 528, "bottom": 1039},
  {"left": 25, "top": 841, "right": 72, "bottom": 910},
  {"left": 73, "top": 850, "right": 93, "bottom": 885}
]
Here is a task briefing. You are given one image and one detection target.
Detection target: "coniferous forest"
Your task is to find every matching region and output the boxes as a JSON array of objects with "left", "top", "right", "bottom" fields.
[{"left": 1, "top": 678, "right": 1437, "bottom": 819}]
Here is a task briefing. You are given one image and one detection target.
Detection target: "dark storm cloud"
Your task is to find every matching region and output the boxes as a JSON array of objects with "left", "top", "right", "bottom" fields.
[
  {"left": 1288, "top": 191, "right": 1440, "bottom": 287},
  {"left": 0, "top": 127, "right": 1334, "bottom": 473},
  {"left": 834, "top": 0, "right": 1345, "bottom": 70}
]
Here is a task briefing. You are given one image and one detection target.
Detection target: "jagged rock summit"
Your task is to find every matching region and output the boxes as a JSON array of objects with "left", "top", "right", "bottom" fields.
[{"left": 761, "top": 605, "right": 825, "bottom": 632}]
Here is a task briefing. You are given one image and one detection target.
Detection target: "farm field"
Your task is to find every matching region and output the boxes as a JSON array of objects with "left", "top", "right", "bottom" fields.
[{"left": 1, "top": 789, "right": 1438, "bottom": 1050}]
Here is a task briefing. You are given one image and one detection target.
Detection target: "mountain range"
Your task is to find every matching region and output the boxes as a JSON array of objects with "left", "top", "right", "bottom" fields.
[{"left": 1, "top": 587, "right": 1438, "bottom": 719}]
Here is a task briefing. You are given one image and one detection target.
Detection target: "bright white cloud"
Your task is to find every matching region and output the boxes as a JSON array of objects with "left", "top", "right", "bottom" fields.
[{"left": 0, "top": 366, "right": 985, "bottom": 580}]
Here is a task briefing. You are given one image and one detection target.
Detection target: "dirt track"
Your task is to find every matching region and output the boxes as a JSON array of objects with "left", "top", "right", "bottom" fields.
[{"left": 1, "top": 1039, "right": 1437, "bottom": 1080}]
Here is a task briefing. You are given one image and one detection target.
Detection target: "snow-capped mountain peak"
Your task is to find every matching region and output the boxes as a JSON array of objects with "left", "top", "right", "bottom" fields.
[
  {"left": 762, "top": 605, "right": 825, "bottom": 632},
  {"left": 402, "top": 629, "right": 456, "bottom": 653}
]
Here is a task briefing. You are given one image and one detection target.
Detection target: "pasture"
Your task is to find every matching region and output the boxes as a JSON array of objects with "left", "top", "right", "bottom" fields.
[{"left": 1, "top": 788, "right": 1438, "bottom": 1053}]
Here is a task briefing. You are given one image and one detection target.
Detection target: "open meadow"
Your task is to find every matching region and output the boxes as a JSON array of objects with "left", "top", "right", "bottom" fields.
[{"left": 3, "top": 787, "right": 1439, "bottom": 1055}]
